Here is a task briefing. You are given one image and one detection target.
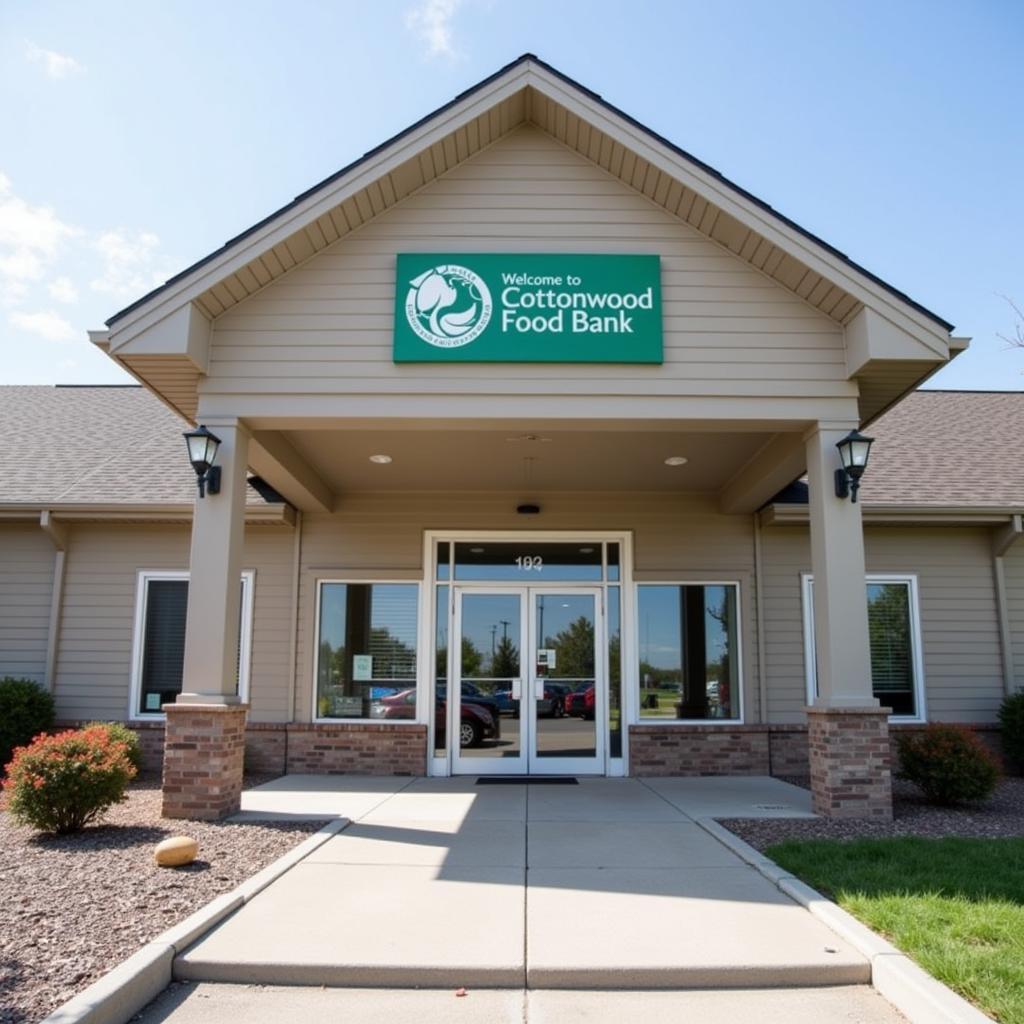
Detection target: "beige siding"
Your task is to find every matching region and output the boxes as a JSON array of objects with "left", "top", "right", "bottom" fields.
[
  {"left": 295, "top": 492, "right": 760, "bottom": 723},
  {"left": 1005, "top": 543, "right": 1024, "bottom": 692},
  {"left": 761, "top": 524, "right": 1005, "bottom": 723},
  {"left": 207, "top": 126, "right": 847, "bottom": 402},
  {"left": 0, "top": 524, "right": 56, "bottom": 686},
  {"left": 54, "top": 524, "right": 295, "bottom": 723}
]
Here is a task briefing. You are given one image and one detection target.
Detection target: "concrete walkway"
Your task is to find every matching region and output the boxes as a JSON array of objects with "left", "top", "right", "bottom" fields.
[{"left": 177, "top": 776, "right": 868, "bottom": 990}]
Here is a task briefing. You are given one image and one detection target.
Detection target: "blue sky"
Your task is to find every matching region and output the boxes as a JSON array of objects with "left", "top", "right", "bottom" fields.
[{"left": 1, "top": 0, "right": 1021, "bottom": 388}]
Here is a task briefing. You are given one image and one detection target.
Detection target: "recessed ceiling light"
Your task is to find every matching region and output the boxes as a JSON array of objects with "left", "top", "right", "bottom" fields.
[
  {"left": 506, "top": 434, "right": 552, "bottom": 443},
  {"left": 470, "top": 546, "right": 485, "bottom": 554},
  {"left": 664, "top": 456, "right": 688, "bottom": 466},
  {"left": 369, "top": 454, "right": 392, "bottom": 464},
  {"left": 579, "top": 546, "right": 595, "bottom": 554}
]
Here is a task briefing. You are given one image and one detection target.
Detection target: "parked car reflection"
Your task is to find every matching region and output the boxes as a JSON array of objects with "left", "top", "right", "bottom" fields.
[{"left": 380, "top": 688, "right": 498, "bottom": 748}]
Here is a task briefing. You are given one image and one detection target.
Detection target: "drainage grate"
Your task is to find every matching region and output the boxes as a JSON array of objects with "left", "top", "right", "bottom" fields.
[{"left": 476, "top": 776, "right": 579, "bottom": 785}]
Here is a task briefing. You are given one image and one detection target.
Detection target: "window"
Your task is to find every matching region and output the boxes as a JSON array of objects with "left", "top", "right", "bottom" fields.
[
  {"left": 315, "top": 582, "right": 419, "bottom": 720},
  {"left": 802, "top": 575, "right": 924, "bottom": 720},
  {"left": 637, "top": 584, "right": 741, "bottom": 722},
  {"left": 130, "top": 571, "right": 254, "bottom": 718}
]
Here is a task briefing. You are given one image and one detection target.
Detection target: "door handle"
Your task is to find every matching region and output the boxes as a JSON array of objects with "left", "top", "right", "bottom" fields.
[
  {"left": 511, "top": 679, "right": 522, "bottom": 701},
  {"left": 535, "top": 678, "right": 546, "bottom": 700}
]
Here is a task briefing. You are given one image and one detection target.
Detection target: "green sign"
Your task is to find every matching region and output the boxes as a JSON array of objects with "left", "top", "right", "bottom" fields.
[{"left": 393, "top": 253, "right": 662, "bottom": 362}]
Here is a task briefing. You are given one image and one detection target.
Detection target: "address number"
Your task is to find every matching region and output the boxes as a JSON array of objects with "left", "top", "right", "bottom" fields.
[{"left": 515, "top": 556, "right": 544, "bottom": 572}]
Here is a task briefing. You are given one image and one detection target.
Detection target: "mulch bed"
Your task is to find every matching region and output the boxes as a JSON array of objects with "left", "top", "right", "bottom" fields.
[
  {"left": 0, "top": 776, "right": 327, "bottom": 1024},
  {"left": 722, "top": 776, "right": 1024, "bottom": 851}
]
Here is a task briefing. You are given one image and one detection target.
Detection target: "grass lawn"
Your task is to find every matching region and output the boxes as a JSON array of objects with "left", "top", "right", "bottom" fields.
[{"left": 766, "top": 836, "right": 1024, "bottom": 1024}]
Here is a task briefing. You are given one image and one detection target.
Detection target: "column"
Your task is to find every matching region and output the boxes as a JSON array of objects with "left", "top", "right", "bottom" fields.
[
  {"left": 805, "top": 426, "right": 892, "bottom": 820},
  {"left": 162, "top": 420, "right": 250, "bottom": 820}
]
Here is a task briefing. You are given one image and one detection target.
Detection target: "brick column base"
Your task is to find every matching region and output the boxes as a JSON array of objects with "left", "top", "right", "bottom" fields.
[
  {"left": 807, "top": 706, "right": 893, "bottom": 820},
  {"left": 162, "top": 703, "right": 248, "bottom": 820}
]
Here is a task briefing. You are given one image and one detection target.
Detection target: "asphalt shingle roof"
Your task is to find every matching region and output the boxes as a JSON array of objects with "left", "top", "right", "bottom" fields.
[{"left": 0, "top": 386, "right": 272, "bottom": 508}]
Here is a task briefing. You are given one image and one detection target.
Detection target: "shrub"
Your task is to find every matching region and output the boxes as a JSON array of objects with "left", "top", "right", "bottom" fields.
[
  {"left": 0, "top": 678, "right": 55, "bottom": 775},
  {"left": 897, "top": 725, "right": 1000, "bottom": 806},
  {"left": 997, "top": 692, "right": 1024, "bottom": 775},
  {"left": 85, "top": 721, "right": 143, "bottom": 772},
  {"left": 3, "top": 726, "right": 137, "bottom": 834}
]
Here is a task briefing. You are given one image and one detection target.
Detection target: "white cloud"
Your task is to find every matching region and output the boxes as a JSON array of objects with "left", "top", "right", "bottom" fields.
[
  {"left": 10, "top": 309, "right": 78, "bottom": 342},
  {"left": 26, "top": 43, "right": 84, "bottom": 79},
  {"left": 0, "top": 173, "right": 81, "bottom": 304},
  {"left": 89, "top": 228, "right": 171, "bottom": 298},
  {"left": 48, "top": 276, "right": 79, "bottom": 304},
  {"left": 405, "top": 0, "right": 464, "bottom": 59}
]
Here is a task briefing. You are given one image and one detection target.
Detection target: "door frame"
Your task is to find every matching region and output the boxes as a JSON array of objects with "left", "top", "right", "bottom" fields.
[{"left": 425, "top": 530, "right": 633, "bottom": 778}]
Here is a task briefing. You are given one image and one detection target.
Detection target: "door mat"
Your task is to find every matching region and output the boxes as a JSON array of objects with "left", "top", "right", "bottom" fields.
[{"left": 476, "top": 776, "right": 579, "bottom": 785}]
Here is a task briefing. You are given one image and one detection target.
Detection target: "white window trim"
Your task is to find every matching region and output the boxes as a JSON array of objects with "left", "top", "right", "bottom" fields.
[
  {"left": 634, "top": 580, "right": 745, "bottom": 726},
  {"left": 312, "top": 579, "right": 422, "bottom": 725},
  {"left": 128, "top": 569, "right": 255, "bottom": 721},
  {"left": 801, "top": 573, "right": 927, "bottom": 723}
]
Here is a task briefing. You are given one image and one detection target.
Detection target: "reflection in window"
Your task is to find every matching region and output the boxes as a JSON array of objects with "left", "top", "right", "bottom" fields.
[
  {"left": 608, "top": 586, "right": 622, "bottom": 756},
  {"left": 638, "top": 584, "right": 739, "bottom": 721},
  {"left": 316, "top": 583, "right": 418, "bottom": 719},
  {"left": 434, "top": 585, "right": 449, "bottom": 756}
]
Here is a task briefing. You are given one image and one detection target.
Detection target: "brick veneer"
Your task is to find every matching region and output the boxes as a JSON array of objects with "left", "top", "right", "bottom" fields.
[
  {"left": 245, "top": 724, "right": 288, "bottom": 775},
  {"left": 807, "top": 706, "right": 893, "bottom": 820},
  {"left": 161, "top": 704, "right": 248, "bottom": 820},
  {"left": 286, "top": 723, "right": 427, "bottom": 775},
  {"left": 629, "top": 726, "right": 769, "bottom": 776}
]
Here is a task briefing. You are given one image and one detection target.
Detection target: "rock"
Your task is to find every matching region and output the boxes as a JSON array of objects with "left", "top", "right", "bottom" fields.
[{"left": 154, "top": 836, "right": 199, "bottom": 867}]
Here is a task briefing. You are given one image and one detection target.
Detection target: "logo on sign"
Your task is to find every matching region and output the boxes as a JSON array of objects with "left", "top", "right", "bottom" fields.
[{"left": 405, "top": 264, "right": 493, "bottom": 348}]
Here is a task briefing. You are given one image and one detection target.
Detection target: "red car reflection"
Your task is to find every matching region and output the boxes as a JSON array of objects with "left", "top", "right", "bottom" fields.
[
  {"left": 380, "top": 689, "right": 497, "bottom": 748},
  {"left": 565, "top": 684, "right": 595, "bottom": 720}
]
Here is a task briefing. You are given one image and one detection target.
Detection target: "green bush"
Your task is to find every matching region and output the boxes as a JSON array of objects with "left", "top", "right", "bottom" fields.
[
  {"left": 85, "top": 721, "right": 143, "bottom": 772},
  {"left": 997, "top": 692, "right": 1024, "bottom": 775},
  {"left": 3, "top": 726, "right": 137, "bottom": 834},
  {"left": 0, "top": 677, "right": 55, "bottom": 774},
  {"left": 897, "top": 725, "right": 1000, "bottom": 805}
]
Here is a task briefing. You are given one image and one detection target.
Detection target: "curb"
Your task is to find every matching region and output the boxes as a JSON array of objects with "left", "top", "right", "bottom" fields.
[
  {"left": 695, "top": 818, "right": 993, "bottom": 1024},
  {"left": 39, "top": 817, "right": 349, "bottom": 1024}
]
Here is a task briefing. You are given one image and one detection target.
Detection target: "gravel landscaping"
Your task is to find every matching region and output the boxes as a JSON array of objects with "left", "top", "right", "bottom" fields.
[
  {"left": 0, "top": 777, "right": 327, "bottom": 1024},
  {"left": 722, "top": 776, "right": 1024, "bottom": 850}
]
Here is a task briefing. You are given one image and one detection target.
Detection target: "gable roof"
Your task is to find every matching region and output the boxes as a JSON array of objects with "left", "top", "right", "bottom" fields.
[
  {"left": 106, "top": 53, "right": 952, "bottom": 335},
  {"left": 0, "top": 386, "right": 285, "bottom": 519}
]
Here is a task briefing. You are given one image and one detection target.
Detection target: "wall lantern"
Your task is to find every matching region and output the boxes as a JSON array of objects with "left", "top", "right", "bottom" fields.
[
  {"left": 834, "top": 430, "right": 874, "bottom": 503},
  {"left": 183, "top": 425, "right": 222, "bottom": 498}
]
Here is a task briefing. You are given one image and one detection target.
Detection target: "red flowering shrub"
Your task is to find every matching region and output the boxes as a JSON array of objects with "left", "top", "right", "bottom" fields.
[
  {"left": 3, "top": 726, "right": 136, "bottom": 834},
  {"left": 897, "top": 725, "right": 1000, "bottom": 806}
]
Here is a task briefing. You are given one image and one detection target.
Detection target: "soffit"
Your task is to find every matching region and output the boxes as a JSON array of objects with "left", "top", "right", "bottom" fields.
[{"left": 284, "top": 427, "right": 770, "bottom": 493}]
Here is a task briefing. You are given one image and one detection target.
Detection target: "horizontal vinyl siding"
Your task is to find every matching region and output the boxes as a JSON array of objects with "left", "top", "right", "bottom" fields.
[
  {"left": 54, "top": 524, "right": 294, "bottom": 723},
  {"left": 761, "top": 525, "right": 1004, "bottom": 724},
  {"left": 0, "top": 525, "right": 55, "bottom": 686},
  {"left": 1005, "top": 544, "right": 1024, "bottom": 692},
  {"left": 295, "top": 492, "right": 760, "bottom": 723},
  {"left": 207, "top": 126, "right": 846, "bottom": 401}
]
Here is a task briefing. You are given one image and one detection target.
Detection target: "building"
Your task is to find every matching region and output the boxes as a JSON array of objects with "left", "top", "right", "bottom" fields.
[{"left": 3, "top": 55, "right": 1018, "bottom": 822}]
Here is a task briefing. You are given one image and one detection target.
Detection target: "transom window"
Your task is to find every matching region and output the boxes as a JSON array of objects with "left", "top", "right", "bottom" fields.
[
  {"left": 802, "top": 575, "right": 925, "bottom": 720},
  {"left": 437, "top": 541, "right": 620, "bottom": 582}
]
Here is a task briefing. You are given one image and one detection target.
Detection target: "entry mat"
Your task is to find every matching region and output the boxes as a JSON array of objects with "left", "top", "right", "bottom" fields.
[{"left": 476, "top": 776, "right": 578, "bottom": 785}]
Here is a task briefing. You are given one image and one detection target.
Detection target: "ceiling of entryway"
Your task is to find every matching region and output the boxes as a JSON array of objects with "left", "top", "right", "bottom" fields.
[{"left": 283, "top": 427, "right": 772, "bottom": 493}]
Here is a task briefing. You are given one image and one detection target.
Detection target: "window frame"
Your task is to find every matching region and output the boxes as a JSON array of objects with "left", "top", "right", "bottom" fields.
[
  {"left": 633, "top": 580, "right": 745, "bottom": 726},
  {"left": 312, "top": 578, "right": 423, "bottom": 725},
  {"left": 801, "top": 573, "right": 926, "bottom": 723},
  {"left": 128, "top": 569, "right": 255, "bottom": 721}
]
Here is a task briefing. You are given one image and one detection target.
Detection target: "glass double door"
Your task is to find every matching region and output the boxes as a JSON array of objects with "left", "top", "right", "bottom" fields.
[{"left": 450, "top": 587, "right": 604, "bottom": 775}]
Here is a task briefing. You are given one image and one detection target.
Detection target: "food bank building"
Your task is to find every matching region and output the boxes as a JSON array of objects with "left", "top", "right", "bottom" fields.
[{"left": 9, "top": 56, "right": 999, "bottom": 822}]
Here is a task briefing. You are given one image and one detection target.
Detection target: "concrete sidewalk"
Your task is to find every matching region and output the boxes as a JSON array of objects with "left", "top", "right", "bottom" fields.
[{"left": 177, "top": 776, "right": 868, "bottom": 989}]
